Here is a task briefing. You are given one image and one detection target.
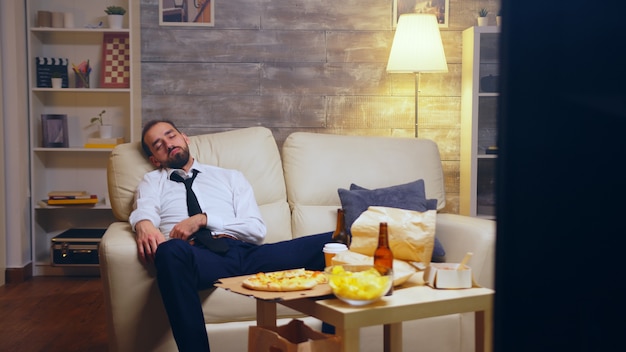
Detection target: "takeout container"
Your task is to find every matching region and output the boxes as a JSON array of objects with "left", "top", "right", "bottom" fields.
[{"left": 424, "top": 263, "right": 474, "bottom": 289}]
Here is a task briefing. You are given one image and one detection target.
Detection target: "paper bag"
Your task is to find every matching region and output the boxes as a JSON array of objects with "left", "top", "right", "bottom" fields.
[
  {"left": 248, "top": 319, "right": 341, "bottom": 352},
  {"left": 350, "top": 206, "right": 437, "bottom": 266}
]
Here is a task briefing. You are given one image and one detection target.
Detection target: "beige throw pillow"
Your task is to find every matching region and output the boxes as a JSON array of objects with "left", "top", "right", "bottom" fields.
[{"left": 350, "top": 206, "right": 437, "bottom": 266}]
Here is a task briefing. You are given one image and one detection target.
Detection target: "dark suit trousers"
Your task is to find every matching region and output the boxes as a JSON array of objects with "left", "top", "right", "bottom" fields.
[{"left": 154, "top": 231, "right": 333, "bottom": 352}]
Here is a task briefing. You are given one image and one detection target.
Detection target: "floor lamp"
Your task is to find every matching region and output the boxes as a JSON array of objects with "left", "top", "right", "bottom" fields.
[{"left": 386, "top": 14, "right": 448, "bottom": 137}]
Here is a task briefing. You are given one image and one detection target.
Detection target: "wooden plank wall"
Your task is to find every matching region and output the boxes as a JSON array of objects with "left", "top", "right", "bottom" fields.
[{"left": 140, "top": 0, "right": 501, "bottom": 214}]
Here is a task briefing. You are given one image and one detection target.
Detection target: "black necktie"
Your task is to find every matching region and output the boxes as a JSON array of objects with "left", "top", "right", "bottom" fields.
[{"left": 170, "top": 169, "right": 229, "bottom": 254}]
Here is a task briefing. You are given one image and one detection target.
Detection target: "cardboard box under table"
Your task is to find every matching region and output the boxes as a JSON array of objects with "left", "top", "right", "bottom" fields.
[
  {"left": 215, "top": 275, "right": 340, "bottom": 352},
  {"left": 51, "top": 228, "right": 106, "bottom": 266}
]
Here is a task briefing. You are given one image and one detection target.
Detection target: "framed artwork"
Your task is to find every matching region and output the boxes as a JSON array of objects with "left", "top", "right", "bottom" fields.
[
  {"left": 159, "top": 0, "right": 214, "bottom": 27},
  {"left": 41, "top": 114, "right": 69, "bottom": 148},
  {"left": 394, "top": 0, "right": 449, "bottom": 28},
  {"left": 100, "top": 33, "right": 131, "bottom": 88}
]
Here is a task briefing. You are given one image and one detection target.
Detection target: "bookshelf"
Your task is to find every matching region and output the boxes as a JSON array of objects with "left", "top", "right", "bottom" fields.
[
  {"left": 460, "top": 26, "right": 500, "bottom": 219},
  {"left": 26, "top": 0, "right": 140, "bottom": 275}
]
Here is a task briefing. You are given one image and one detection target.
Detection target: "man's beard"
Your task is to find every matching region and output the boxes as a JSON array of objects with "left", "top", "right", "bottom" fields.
[{"left": 164, "top": 146, "right": 190, "bottom": 169}]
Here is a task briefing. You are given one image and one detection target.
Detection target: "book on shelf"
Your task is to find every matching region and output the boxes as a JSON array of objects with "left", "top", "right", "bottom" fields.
[
  {"left": 84, "top": 137, "right": 124, "bottom": 149},
  {"left": 46, "top": 194, "right": 98, "bottom": 205},
  {"left": 47, "top": 190, "right": 89, "bottom": 197},
  {"left": 49, "top": 195, "right": 95, "bottom": 200}
]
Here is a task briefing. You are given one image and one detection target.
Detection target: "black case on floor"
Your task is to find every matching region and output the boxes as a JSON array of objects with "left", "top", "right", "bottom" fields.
[{"left": 51, "top": 228, "right": 106, "bottom": 266}]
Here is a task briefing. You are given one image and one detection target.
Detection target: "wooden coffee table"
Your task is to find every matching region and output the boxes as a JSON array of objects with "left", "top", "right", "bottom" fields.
[{"left": 255, "top": 283, "right": 494, "bottom": 352}]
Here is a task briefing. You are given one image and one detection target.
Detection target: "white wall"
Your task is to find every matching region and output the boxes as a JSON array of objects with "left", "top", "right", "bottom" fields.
[{"left": 1, "top": 1, "right": 32, "bottom": 275}]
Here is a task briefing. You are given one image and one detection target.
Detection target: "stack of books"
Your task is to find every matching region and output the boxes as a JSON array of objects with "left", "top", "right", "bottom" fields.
[
  {"left": 84, "top": 137, "right": 124, "bottom": 149},
  {"left": 47, "top": 191, "right": 98, "bottom": 205}
]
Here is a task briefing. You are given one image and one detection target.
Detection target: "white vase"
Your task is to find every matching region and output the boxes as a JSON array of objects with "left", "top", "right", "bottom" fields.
[
  {"left": 51, "top": 78, "right": 62, "bottom": 89},
  {"left": 477, "top": 17, "right": 488, "bottom": 26},
  {"left": 99, "top": 125, "right": 114, "bottom": 139},
  {"left": 107, "top": 14, "right": 124, "bottom": 29}
]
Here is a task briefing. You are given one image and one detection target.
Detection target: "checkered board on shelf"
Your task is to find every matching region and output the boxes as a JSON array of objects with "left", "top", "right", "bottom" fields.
[{"left": 100, "top": 33, "right": 130, "bottom": 88}]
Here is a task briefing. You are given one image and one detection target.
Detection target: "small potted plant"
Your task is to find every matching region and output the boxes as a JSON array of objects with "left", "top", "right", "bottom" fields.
[
  {"left": 477, "top": 8, "right": 488, "bottom": 26},
  {"left": 105, "top": 6, "right": 126, "bottom": 29},
  {"left": 89, "top": 109, "right": 113, "bottom": 138}
]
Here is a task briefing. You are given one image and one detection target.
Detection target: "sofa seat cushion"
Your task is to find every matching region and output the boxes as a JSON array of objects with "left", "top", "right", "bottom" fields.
[{"left": 200, "top": 286, "right": 307, "bottom": 324}]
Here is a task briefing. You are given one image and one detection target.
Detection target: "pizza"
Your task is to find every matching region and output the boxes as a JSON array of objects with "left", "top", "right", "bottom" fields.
[{"left": 242, "top": 268, "right": 327, "bottom": 292}]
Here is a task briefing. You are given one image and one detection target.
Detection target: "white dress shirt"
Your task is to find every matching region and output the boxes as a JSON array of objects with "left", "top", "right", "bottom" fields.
[{"left": 129, "top": 159, "right": 266, "bottom": 244}]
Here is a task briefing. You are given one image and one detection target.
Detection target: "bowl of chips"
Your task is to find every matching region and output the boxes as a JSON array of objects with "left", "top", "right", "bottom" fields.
[{"left": 324, "top": 265, "right": 393, "bottom": 306}]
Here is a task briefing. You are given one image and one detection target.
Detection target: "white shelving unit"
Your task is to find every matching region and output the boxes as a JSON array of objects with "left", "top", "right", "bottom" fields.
[
  {"left": 26, "top": 0, "right": 140, "bottom": 275},
  {"left": 460, "top": 26, "right": 500, "bottom": 219}
]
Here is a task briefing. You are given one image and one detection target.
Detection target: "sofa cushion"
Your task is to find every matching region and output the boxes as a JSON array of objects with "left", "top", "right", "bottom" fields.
[{"left": 338, "top": 180, "right": 446, "bottom": 262}]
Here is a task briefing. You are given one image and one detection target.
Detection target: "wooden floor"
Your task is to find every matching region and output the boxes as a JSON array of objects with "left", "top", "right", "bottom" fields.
[{"left": 0, "top": 276, "right": 107, "bottom": 352}]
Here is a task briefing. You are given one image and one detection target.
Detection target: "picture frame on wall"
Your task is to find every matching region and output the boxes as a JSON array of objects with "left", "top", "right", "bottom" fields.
[
  {"left": 394, "top": 0, "right": 450, "bottom": 28},
  {"left": 159, "top": 0, "right": 214, "bottom": 27},
  {"left": 41, "top": 114, "right": 69, "bottom": 148}
]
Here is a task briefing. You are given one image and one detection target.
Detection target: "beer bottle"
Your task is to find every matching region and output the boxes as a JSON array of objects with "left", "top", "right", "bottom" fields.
[
  {"left": 374, "top": 222, "right": 393, "bottom": 295},
  {"left": 331, "top": 208, "right": 350, "bottom": 247}
]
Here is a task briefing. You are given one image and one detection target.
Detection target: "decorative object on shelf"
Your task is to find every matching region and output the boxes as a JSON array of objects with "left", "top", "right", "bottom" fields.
[
  {"left": 480, "top": 74, "right": 499, "bottom": 92},
  {"left": 72, "top": 60, "right": 91, "bottom": 88},
  {"left": 63, "top": 12, "right": 74, "bottom": 28},
  {"left": 51, "top": 72, "right": 63, "bottom": 89},
  {"left": 51, "top": 12, "right": 64, "bottom": 28},
  {"left": 84, "top": 137, "right": 124, "bottom": 149},
  {"left": 47, "top": 191, "right": 99, "bottom": 206},
  {"left": 477, "top": 8, "right": 489, "bottom": 26},
  {"left": 37, "top": 10, "right": 52, "bottom": 27},
  {"left": 486, "top": 146, "right": 498, "bottom": 155},
  {"left": 496, "top": 9, "right": 502, "bottom": 26},
  {"left": 159, "top": 0, "right": 215, "bottom": 27},
  {"left": 386, "top": 14, "right": 448, "bottom": 138},
  {"left": 105, "top": 6, "right": 126, "bottom": 29},
  {"left": 100, "top": 33, "right": 130, "bottom": 88},
  {"left": 393, "top": 0, "right": 449, "bottom": 28},
  {"left": 36, "top": 57, "right": 68, "bottom": 88},
  {"left": 89, "top": 109, "right": 115, "bottom": 138},
  {"left": 50, "top": 228, "right": 106, "bottom": 266},
  {"left": 85, "top": 21, "right": 104, "bottom": 29},
  {"left": 41, "top": 114, "right": 69, "bottom": 148}
]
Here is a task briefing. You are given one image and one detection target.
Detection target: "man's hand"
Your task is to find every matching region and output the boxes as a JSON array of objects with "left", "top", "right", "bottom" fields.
[
  {"left": 135, "top": 220, "right": 165, "bottom": 264},
  {"left": 169, "top": 213, "right": 208, "bottom": 241}
]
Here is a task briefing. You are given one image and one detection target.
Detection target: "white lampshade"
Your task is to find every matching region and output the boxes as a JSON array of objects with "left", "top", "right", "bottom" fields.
[{"left": 387, "top": 14, "right": 448, "bottom": 73}]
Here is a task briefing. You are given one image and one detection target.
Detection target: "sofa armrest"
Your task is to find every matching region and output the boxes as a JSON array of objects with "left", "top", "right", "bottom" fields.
[
  {"left": 99, "top": 222, "right": 178, "bottom": 352},
  {"left": 434, "top": 214, "right": 495, "bottom": 288}
]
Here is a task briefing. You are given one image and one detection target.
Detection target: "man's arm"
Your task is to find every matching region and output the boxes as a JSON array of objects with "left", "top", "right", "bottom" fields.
[{"left": 207, "top": 170, "right": 266, "bottom": 244}]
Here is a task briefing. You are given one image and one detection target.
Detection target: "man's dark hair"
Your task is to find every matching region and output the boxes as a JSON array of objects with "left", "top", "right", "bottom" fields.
[{"left": 140, "top": 119, "right": 180, "bottom": 157}]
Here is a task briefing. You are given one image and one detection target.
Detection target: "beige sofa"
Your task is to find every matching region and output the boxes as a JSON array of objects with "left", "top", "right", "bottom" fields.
[{"left": 99, "top": 126, "right": 495, "bottom": 352}]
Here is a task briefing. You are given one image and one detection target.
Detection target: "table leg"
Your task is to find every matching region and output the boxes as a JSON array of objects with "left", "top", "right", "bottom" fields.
[
  {"left": 384, "top": 322, "right": 403, "bottom": 352},
  {"left": 336, "top": 326, "right": 360, "bottom": 352},
  {"left": 475, "top": 308, "right": 493, "bottom": 352},
  {"left": 256, "top": 300, "right": 277, "bottom": 327}
]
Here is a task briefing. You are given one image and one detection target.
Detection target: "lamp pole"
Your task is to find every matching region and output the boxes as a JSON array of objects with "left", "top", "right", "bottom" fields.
[{"left": 415, "top": 72, "right": 421, "bottom": 138}]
